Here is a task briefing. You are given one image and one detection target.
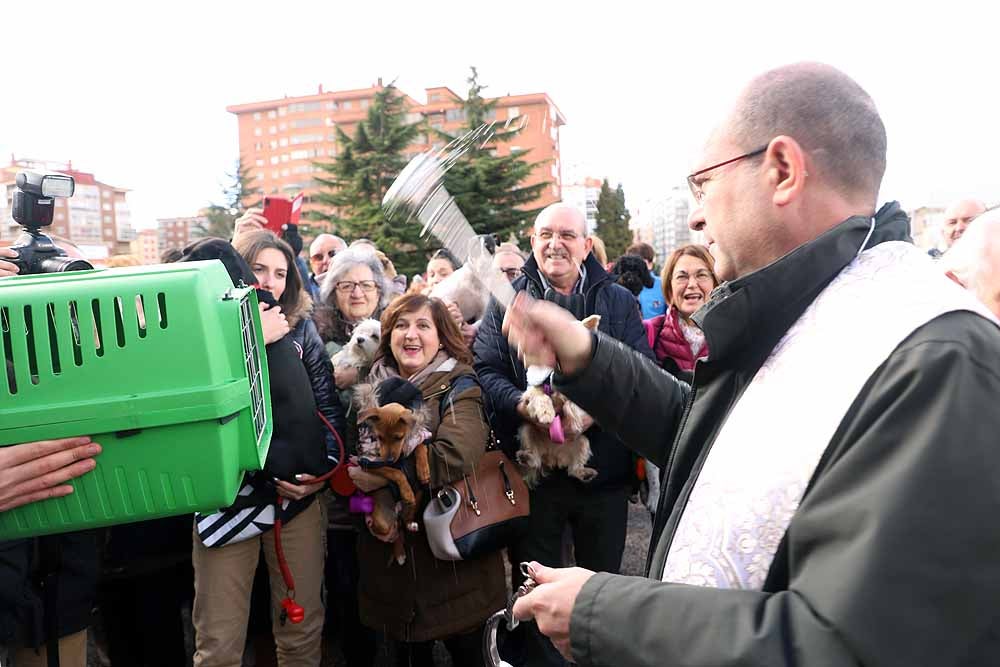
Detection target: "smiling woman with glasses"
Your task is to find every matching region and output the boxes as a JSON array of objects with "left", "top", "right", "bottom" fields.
[
  {"left": 315, "top": 247, "right": 391, "bottom": 360},
  {"left": 642, "top": 244, "right": 719, "bottom": 384}
]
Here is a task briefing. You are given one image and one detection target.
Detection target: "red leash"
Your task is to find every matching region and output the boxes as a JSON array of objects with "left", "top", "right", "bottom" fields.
[{"left": 274, "top": 410, "right": 346, "bottom": 625}]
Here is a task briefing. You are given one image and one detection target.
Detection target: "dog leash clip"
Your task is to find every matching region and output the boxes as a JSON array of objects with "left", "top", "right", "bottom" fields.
[
  {"left": 507, "top": 562, "right": 539, "bottom": 630},
  {"left": 483, "top": 563, "right": 537, "bottom": 667}
]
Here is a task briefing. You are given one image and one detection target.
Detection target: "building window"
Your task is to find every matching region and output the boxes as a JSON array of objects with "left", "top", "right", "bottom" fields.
[
  {"left": 267, "top": 110, "right": 277, "bottom": 119},
  {"left": 269, "top": 126, "right": 277, "bottom": 135},
  {"left": 279, "top": 122, "right": 287, "bottom": 131},
  {"left": 254, "top": 127, "right": 262, "bottom": 136},
  {"left": 256, "top": 173, "right": 264, "bottom": 181},
  {"left": 255, "top": 142, "right": 263, "bottom": 151},
  {"left": 508, "top": 106, "right": 520, "bottom": 119},
  {"left": 280, "top": 154, "right": 289, "bottom": 163},
  {"left": 255, "top": 159, "right": 265, "bottom": 167},
  {"left": 326, "top": 101, "right": 338, "bottom": 111},
  {"left": 253, "top": 112, "right": 261, "bottom": 121},
  {"left": 278, "top": 106, "right": 287, "bottom": 116},
  {"left": 270, "top": 156, "right": 279, "bottom": 165},
  {"left": 103, "top": 202, "right": 112, "bottom": 211},
  {"left": 279, "top": 138, "right": 288, "bottom": 147},
  {"left": 281, "top": 168, "right": 290, "bottom": 177},
  {"left": 342, "top": 100, "right": 352, "bottom": 110},
  {"left": 361, "top": 99, "right": 369, "bottom": 110},
  {"left": 445, "top": 109, "right": 466, "bottom": 122}
]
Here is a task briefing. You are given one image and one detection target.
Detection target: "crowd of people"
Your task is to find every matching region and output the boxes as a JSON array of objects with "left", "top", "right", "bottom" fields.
[{"left": 2, "top": 59, "right": 1000, "bottom": 667}]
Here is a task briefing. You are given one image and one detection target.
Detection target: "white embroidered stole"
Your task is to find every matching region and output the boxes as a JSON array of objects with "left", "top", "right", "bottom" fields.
[{"left": 661, "top": 242, "right": 993, "bottom": 588}]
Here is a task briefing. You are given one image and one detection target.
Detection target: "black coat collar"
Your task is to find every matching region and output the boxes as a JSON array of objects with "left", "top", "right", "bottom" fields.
[{"left": 693, "top": 201, "right": 911, "bottom": 363}]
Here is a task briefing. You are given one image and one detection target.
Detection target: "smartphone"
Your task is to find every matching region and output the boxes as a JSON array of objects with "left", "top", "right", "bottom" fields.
[{"left": 261, "top": 196, "right": 292, "bottom": 234}]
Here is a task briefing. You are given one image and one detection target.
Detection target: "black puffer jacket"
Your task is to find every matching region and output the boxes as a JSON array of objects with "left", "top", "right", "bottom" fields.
[
  {"left": 288, "top": 317, "right": 345, "bottom": 464},
  {"left": 473, "top": 252, "right": 653, "bottom": 489}
]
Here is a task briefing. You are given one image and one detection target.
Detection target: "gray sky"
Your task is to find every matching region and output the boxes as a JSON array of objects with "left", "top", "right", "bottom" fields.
[{"left": 2, "top": 0, "right": 997, "bottom": 230}]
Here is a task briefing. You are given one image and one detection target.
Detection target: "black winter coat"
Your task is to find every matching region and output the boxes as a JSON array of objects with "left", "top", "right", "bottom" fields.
[
  {"left": 473, "top": 252, "right": 653, "bottom": 489},
  {"left": 287, "top": 317, "right": 346, "bottom": 463},
  {"left": 554, "top": 204, "right": 1000, "bottom": 666},
  {"left": 0, "top": 532, "right": 98, "bottom": 648}
]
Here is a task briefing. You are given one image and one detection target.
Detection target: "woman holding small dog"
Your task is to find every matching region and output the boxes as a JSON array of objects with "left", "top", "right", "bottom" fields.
[
  {"left": 350, "top": 293, "right": 506, "bottom": 667},
  {"left": 315, "top": 246, "right": 392, "bottom": 391}
]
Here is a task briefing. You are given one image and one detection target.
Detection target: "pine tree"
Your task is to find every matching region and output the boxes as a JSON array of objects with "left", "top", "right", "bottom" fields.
[
  {"left": 310, "top": 83, "right": 423, "bottom": 273},
  {"left": 436, "top": 67, "right": 547, "bottom": 250},
  {"left": 196, "top": 157, "right": 258, "bottom": 239},
  {"left": 595, "top": 179, "right": 632, "bottom": 261}
]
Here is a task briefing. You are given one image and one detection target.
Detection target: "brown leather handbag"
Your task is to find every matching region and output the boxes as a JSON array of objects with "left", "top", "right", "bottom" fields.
[{"left": 424, "top": 448, "right": 530, "bottom": 561}]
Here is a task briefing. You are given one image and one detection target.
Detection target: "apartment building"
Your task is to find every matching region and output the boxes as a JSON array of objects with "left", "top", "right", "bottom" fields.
[{"left": 226, "top": 81, "right": 565, "bottom": 220}]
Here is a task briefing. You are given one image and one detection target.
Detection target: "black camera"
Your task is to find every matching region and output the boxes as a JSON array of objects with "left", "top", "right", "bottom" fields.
[{"left": 9, "top": 171, "right": 93, "bottom": 274}]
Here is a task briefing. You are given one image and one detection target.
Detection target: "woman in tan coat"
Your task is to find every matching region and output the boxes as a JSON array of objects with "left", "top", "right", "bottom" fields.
[{"left": 348, "top": 293, "right": 506, "bottom": 667}]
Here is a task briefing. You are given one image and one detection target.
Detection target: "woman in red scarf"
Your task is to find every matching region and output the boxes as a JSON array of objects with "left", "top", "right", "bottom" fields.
[{"left": 643, "top": 245, "right": 719, "bottom": 384}]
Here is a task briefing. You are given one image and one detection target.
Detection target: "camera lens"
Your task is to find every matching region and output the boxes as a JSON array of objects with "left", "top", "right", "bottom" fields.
[{"left": 38, "top": 256, "right": 94, "bottom": 273}]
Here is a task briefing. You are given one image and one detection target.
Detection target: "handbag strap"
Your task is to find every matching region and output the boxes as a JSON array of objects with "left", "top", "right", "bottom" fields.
[
  {"left": 437, "top": 374, "right": 479, "bottom": 421},
  {"left": 438, "top": 373, "right": 500, "bottom": 451}
]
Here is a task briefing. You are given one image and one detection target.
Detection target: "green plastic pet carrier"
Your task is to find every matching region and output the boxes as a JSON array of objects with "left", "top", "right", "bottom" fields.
[{"left": 0, "top": 260, "right": 272, "bottom": 539}]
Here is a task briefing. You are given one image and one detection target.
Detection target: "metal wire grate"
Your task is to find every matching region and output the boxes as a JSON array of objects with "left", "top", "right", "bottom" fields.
[{"left": 239, "top": 296, "right": 267, "bottom": 444}]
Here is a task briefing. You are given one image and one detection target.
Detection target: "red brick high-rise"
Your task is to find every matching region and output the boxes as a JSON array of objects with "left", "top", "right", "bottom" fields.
[{"left": 226, "top": 81, "right": 565, "bottom": 230}]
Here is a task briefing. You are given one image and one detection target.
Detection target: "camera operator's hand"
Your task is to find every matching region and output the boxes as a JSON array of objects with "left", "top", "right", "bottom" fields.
[
  {"left": 0, "top": 247, "right": 20, "bottom": 278},
  {"left": 259, "top": 303, "right": 289, "bottom": 344},
  {"left": 232, "top": 209, "right": 268, "bottom": 244},
  {"left": 0, "top": 437, "right": 102, "bottom": 512}
]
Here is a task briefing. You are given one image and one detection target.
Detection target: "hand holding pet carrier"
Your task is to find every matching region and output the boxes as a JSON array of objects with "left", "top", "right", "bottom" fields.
[{"left": 0, "top": 260, "right": 272, "bottom": 540}]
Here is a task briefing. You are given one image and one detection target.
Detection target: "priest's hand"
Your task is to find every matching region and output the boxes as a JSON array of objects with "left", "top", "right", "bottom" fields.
[
  {"left": 511, "top": 562, "right": 595, "bottom": 662},
  {"left": 502, "top": 293, "right": 593, "bottom": 376}
]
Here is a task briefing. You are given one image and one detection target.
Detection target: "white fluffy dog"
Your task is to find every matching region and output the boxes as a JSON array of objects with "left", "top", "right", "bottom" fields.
[
  {"left": 516, "top": 315, "right": 601, "bottom": 488},
  {"left": 331, "top": 318, "right": 381, "bottom": 370}
]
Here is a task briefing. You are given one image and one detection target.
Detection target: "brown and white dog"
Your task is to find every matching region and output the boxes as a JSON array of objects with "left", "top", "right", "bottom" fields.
[
  {"left": 357, "top": 401, "right": 431, "bottom": 565},
  {"left": 516, "top": 315, "right": 601, "bottom": 488}
]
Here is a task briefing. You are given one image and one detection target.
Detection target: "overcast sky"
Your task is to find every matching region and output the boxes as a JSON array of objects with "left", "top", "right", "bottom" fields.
[{"left": 2, "top": 1, "right": 997, "bottom": 231}]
